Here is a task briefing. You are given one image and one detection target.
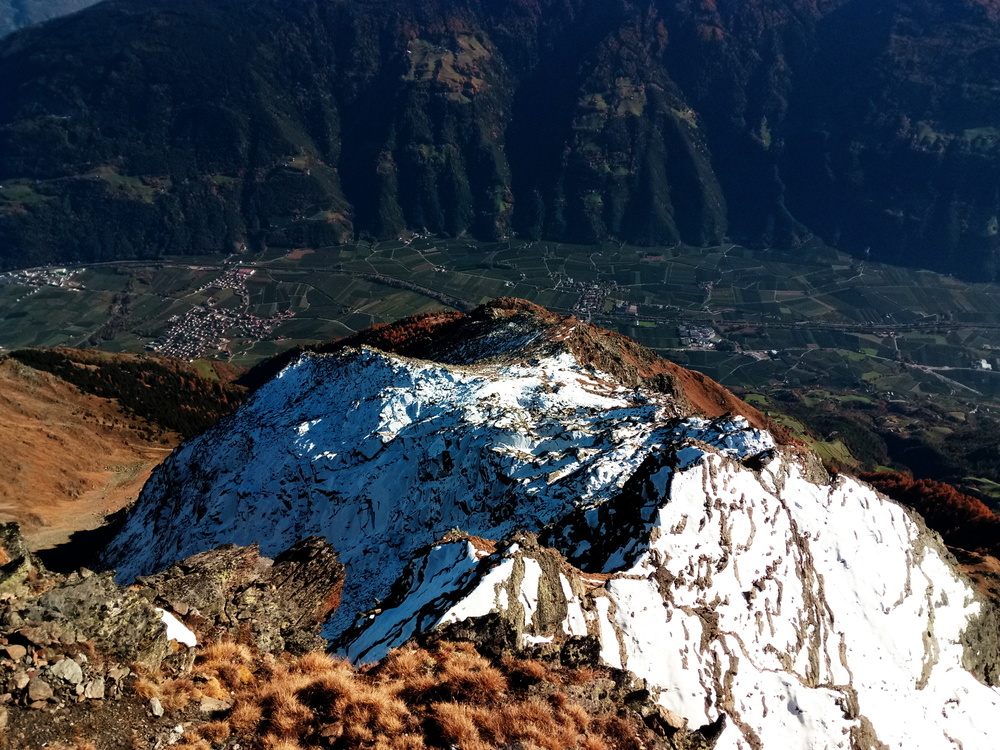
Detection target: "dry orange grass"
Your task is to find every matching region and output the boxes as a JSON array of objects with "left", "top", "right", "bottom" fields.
[
  {"left": 132, "top": 677, "right": 159, "bottom": 701},
  {"left": 198, "top": 720, "right": 232, "bottom": 743},
  {"left": 166, "top": 638, "right": 652, "bottom": 750},
  {"left": 228, "top": 699, "right": 265, "bottom": 733},
  {"left": 132, "top": 640, "right": 252, "bottom": 715},
  {"left": 170, "top": 742, "right": 211, "bottom": 750}
]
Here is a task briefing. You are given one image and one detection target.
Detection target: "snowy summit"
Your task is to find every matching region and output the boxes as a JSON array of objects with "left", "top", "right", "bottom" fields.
[{"left": 104, "top": 299, "right": 1000, "bottom": 749}]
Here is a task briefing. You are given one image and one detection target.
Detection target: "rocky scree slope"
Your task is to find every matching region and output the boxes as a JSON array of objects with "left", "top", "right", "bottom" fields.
[
  {"left": 3, "top": 0, "right": 1000, "bottom": 277},
  {"left": 103, "top": 299, "right": 1000, "bottom": 749},
  {"left": 0, "top": 523, "right": 343, "bottom": 749}
]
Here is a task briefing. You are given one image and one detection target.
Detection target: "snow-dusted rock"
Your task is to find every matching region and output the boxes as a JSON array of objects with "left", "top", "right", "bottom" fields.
[
  {"left": 156, "top": 608, "right": 197, "bottom": 648},
  {"left": 101, "top": 301, "right": 1000, "bottom": 748},
  {"left": 346, "top": 449, "right": 1000, "bottom": 749},
  {"left": 104, "top": 344, "right": 773, "bottom": 638}
]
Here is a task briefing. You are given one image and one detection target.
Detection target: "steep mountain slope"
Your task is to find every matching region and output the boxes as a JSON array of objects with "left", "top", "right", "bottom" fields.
[
  {"left": 2, "top": 0, "right": 1000, "bottom": 277},
  {"left": 103, "top": 299, "right": 1000, "bottom": 748},
  {"left": 0, "top": 0, "right": 99, "bottom": 39},
  {"left": 0, "top": 348, "right": 243, "bottom": 552},
  {"left": 0, "top": 356, "right": 176, "bottom": 551}
]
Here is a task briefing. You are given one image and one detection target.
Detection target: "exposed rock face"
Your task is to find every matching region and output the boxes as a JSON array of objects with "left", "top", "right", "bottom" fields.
[
  {"left": 14, "top": 572, "right": 177, "bottom": 669},
  {"left": 101, "top": 300, "right": 1000, "bottom": 748},
  {"left": 0, "top": 522, "right": 42, "bottom": 597},
  {"left": 0, "top": 523, "right": 343, "bottom": 718},
  {"left": 137, "top": 536, "right": 344, "bottom": 654},
  {"left": 0, "top": 525, "right": 178, "bottom": 713}
]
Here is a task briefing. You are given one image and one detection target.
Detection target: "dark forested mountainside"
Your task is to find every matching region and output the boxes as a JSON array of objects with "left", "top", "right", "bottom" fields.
[
  {"left": 6, "top": 347, "right": 245, "bottom": 437},
  {"left": 2, "top": 0, "right": 1000, "bottom": 278},
  {"left": 0, "top": 0, "right": 99, "bottom": 39}
]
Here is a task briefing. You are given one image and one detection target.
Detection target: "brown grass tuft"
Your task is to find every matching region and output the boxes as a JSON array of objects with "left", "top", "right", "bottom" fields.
[
  {"left": 158, "top": 676, "right": 199, "bottom": 712},
  {"left": 560, "top": 700, "right": 591, "bottom": 731},
  {"left": 582, "top": 737, "right": 611, "bottom": 750},
  {"left": 187, "top": 638, "right": 640, "bottom": 750},
  {"left": 373, "top": 645, "right": 433, "bottom": 680},
  {"left": 501, "top": 654, "right": 551, "bottom": 684},
  {"left": 198, "top": 721, "right": 231, "bottom": 742},
  {"left": 432, "top": 702, "right": 486, "bottom": 749},
  {"left": 260, "top": 736, "right": 305, "bottom": 750},
  {"left": 290, "top": 650, "right": 348, "bottom": 675},
  {"left": 132, "top": 677, "right": 160, "bottom": 700},
  {"left": 199, "top": 641, "right": 254, "bottom": 665},
  {"left": 257, "top": 676, "right": 315, "bottom": 738},
  {"left": 228, "top": 700, "right": 264, "bottom": 733}
]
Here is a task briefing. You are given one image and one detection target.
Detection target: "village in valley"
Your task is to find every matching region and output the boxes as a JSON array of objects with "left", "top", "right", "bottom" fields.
[
  {"left": 148, "top": 266, "right": 294, "bottom": 360},
  {"left": 3, "top": 238, "right": 1000, "bottom": 412}
]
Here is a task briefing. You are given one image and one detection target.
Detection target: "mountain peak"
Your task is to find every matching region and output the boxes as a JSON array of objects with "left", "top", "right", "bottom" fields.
[
  {"left": 98, "top": 302, "right": 1000, "bottom": 748},
  {"left": 243, "top": 298, "right": 782, "bottom": 436}
]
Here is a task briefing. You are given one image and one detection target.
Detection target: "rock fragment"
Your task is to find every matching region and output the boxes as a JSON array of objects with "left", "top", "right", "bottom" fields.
[
  {"left": 83, "top": 678, "right": 105, "bottom": 700},
  {"left": 27, "top": 676, "right": 52, "bottom": 702},
  {"left": 199, "top": 696, "right": 231, "bottom": 714},
  {"left": 50, "top": 657, "right": 84, "bottom": 685}
]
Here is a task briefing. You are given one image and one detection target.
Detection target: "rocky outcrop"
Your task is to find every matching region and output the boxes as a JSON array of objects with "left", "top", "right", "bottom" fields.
[
  {"left": 0, "top": 523, "right": 174, "bottom": 670},
  {"left": 11, "top": 570, "right": 177, "bottom": 671},
  {"left": 137, "top": 536, "right": 344, "bottom": 654},
  {"left": 0, "top": 523, "right": 44, "bottom": 598},
  {"left": 0, "top": 523, "right": 343, "bottom": 722},
  {"left": 0, "top": 526, "right": 178, "bottom": 718},
  {"left": 99, "top": 299, "right": 1000, "bottom": 747},
  {"left": 0, "top": 534, "right": 343, "bottom": 747}
]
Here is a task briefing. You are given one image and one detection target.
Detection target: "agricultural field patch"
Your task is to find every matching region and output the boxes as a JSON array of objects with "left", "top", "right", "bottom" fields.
[{"left": 5, "top": 238, "right": 1000, "bottom": 428}]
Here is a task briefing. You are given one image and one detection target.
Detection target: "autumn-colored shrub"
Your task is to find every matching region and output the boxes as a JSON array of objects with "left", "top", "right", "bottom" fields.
[
  {"left": 164, "top": 637, "right": 662, "bottom": 750},
  {"left": 228, "top": 699, "right": 265, "bottom": 733},
  {"left": 860, "top": 471, "right": 1000, "bottom": 555},
  {"left": 132, "top": 676, "right": 159, "bottom": 701},
  {"left": 199, "top": 721, "right": 232, "bottom": 742}
]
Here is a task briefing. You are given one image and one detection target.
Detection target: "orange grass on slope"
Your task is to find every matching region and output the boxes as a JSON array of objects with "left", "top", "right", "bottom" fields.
[
  {"left": 169, "top": 639, "right": 659, "bottom": 750},
  {"left": 0, "top": 358, "right": 180, "bottom": 551}
]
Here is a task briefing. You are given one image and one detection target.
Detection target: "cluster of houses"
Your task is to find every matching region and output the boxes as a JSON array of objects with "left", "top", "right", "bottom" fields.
[{"left": 149, "top": 267, "right": 292, "bottom": 360}]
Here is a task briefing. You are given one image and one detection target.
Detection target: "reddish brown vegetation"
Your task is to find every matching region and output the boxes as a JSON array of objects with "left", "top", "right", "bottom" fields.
[
  {"left": 860, "top": 471, "right": 1000, "bottom": 557},
  {"left": 164, "top": 639, "right": 659, "bottom": 750},
  {"left": 335, "top": 311, "right": 467, "bottom": 355},
  {"left": 9, "top": 348, "right": 245, "bottom": 438},
  {"left": 0, "top": 357, "right": 182, "bottom": 551}
]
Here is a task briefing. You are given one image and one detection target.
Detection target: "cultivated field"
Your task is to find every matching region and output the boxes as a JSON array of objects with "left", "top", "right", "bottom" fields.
[{"left": 8, "top": 237, "right": 1000, "bottom": 499}]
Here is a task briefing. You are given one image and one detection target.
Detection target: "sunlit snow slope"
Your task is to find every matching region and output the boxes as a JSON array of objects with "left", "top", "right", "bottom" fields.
[{"left": 104, "top": 299, "right": 1000, "bottom": 749}]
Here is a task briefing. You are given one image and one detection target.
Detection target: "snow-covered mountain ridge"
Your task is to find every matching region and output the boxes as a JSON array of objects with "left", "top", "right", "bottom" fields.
[{"left": 104, "top": 299, "right": 1000, "bottom": 749}]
